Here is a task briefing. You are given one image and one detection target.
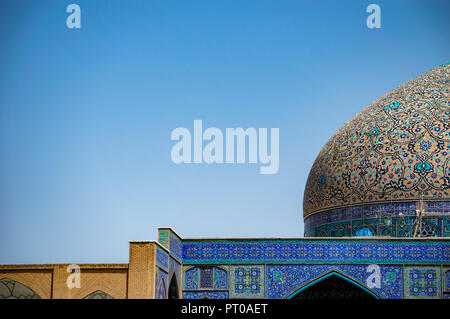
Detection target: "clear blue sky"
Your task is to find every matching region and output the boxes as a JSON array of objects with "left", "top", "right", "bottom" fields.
[{"left": 0, "top": 0, "right": 449, "bottom": 264}]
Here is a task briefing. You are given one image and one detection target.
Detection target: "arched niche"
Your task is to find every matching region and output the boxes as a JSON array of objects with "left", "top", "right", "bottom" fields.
[
  {"left": 287, "top": 271, "right": 381, "bottom": 299},
  {"left": 168, "top": 273, "right": 179, "bottom": 299},
  {"left": 83, "top": 290, "right": 114, "bottom": 299},
  {"left": 157, "top": 278, "right": 166, "bottom": 299},
  {"left": 0, "top": 278, "right": 41, "bottom": 299}
]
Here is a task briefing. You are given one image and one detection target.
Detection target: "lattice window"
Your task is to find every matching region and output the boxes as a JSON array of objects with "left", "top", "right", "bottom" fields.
[{"left": 199, "top": 267, "right": 213, "bottom": 289}]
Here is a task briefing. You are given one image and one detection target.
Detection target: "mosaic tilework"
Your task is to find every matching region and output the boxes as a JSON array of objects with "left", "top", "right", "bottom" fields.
[
  {"left": 427, "top": 201, "right": 450, "bottom": 213},
  {"left": 155, "top": 267, "right": 168, "bottom": 299},
  {"left": 214, "top": 267, "right": 228, "bottom": 290},
  {"left": 230, "top": 265, "right": 264, "bottom": 298},
  {"left": 266, "top": 264, "right": 403, "bottom": 299},
  {"left": 304, "top": 201, "right": 449, "bottom": 237},
  {"left": 156, "top": 245, "right": 169, "bottom": 271},
  {"left": 170, "top": 231, "right": 183, "bottom": 262},
  {"left": 405, "top": 266, "right": 441, "bottom": 299},
  {"left": 182, "top": 240, "right": 449, "bottom": 264},
  {"left": 183, "top": 291, "right": 228, "bottom": 299},
  {"left": 183, "top": 266, "right": 228, "bottom": 290},
  {"left": 158, "top": 229, "right": 169, "bottom": 250},
  {"left": 444, "top": 218, "right": 450, "bottom": 237},
  {"left": 169, "top": 256, "right": 182, "bottom": 292},
  {"left": 444, "top": 269, "right": 450, "bottom": 299},
  {"left": 306, "top": 215, "right": 448, "bottom": 238},
  {"left": 157, "top": 278, "right": 166, "bottom": 299},
  {"left": 304, "top": 63, "right": 450, "bottom": 217},
  {"left": 183, "top": 267, "right": 199, "bottom": 290},
  {"left": 305, "top": 202, "right": 418, "bottom": 229}
]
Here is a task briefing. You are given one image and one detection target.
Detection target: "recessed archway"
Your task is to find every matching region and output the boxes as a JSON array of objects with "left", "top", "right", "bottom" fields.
[
  {"left": 287, "top": 271, "right": 380, "bottom": 299},
  {"left": 168, "top": 274, "right": 179, "bottom": 299}
]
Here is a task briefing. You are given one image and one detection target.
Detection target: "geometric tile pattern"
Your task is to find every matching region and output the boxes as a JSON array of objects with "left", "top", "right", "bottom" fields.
[
  {"left": 183, "top": 266, "right": 228, "bottom": 291},
  {"left": 213, "top": 267, "right": 228, "bottom": 290},
  {"left": 155, "top": 267, "right": 168, "bottom": 299},
  {"left": 230, "top": 265, "right": 264, "bottom": 298},
  {"left": 158, "top": 229, "right": 169, "bottom": 250},
  {"left": 182, "top": 240, "right": 449, "bottom": 264},
  {"left": 405, "top": 266, "right": 441, "bottom": 299},
  {"left": 199, "top": 267, "right": 213, "bottom": 288},
  {"left": 156, "top": 245, "right": 169, "bottom": 271},
  {"left": 183, "top": 291, "right": 228, "bottom": 299},
  {"left": 266, "top": 264, "right": 403, "bottom": 299},
  {"left": 169, "top": 231, "right": 183, "bottom": 262},
  {"left": 157, "top": 279, "right": 166, "bottom": 299},
  {"left": 304, "top": 202, "right": 449, "bottom": 237},
  {"left": 306, "top": 215, "right": 448, "bottom": 238},
  {"left": 169, "top": 257, "right": 182, "bottom": 293},
  {"left": 444, "top": 269, "right": 450, "bottom": 299},
  {"left": 304, "top": 63, "right": 450, "bottom": 218},
  {"left": 183, "top": 267, "right": 199, "bottom": 290}
]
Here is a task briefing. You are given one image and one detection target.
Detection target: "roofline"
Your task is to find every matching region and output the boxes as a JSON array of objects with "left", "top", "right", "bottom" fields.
[
  {"left": 181, "top": 236, "right": 450, "bottom": 242},
  {"left": 128, "top": 240, "right": 170, "bottom": 254},
  {"left": 0, "top": 263, "right": 129, "bottom": 269},
  {"left": 157, "top": 227, "right": 183, "bottom": 240}
]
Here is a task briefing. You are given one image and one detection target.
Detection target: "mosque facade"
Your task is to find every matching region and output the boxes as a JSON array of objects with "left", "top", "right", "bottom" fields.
[{"left": 1, "top": 63, "right": 449, "bottom": 299}]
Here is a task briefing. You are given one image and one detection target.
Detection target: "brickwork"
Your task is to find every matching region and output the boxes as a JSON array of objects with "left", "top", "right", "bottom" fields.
[
  {"left": 127, "top": 242, "right": 156, "bottom": 299},
  {"left": 0, "top": 268, "right": 52, "bottom": 299},
  {"left": 69, "top": 268, "right": 128, "bottom": 299}
]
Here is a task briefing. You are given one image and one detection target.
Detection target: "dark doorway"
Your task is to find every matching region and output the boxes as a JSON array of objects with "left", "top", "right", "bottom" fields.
[
  {"left": 291, "top": 273, "right": 378, "bottom": 299},
  {"left": 168, "top": 274, "right": 179, "bottom": 299}
]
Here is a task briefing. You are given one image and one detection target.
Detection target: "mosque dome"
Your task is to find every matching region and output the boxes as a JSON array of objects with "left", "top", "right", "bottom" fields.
[{"left": 303, "top": 62, "right": 450, "bottom": 237}]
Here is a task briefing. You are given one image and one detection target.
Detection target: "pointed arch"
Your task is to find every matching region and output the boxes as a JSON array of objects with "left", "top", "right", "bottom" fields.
[
  {"left": 0, "top": 278, "right": 41, "bottom": 299},
  {"left": 168, "top": 273, "right": 179, "bottom": 299},
  {"left": 286, "top": 271, "right": 381, "bottom": 299},
  {"left": 83, "top": 290, "right": 114, "bottom": 299},
  {"left": 157, "top": 278, "right": 166, "bottom": 299}
]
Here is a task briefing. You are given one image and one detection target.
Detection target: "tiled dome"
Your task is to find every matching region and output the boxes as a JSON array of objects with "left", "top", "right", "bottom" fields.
[{"left": 303, "top": 62, "right": 450, "bottom": 236}]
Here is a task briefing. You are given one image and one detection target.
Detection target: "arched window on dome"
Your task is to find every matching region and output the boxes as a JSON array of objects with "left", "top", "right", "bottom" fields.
[{"left": 355, "top": 227, "right": 373, "bottom": 237}]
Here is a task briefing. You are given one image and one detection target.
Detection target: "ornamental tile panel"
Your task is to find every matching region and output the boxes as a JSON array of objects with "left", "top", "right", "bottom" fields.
[
  {"left": 156, "top": 246, "right": 169, "bottom": 271},
  {"left": 183, "top": 291, "right": 228, "bottom": 299},
  {"left": 183, "top": 266, "right": 199, "bottom": 290},
  {"left": 170, "top": 231, "right": 183, "bottom": 261},
  {"left": 266, "top": 264, "right": 403, "bottom": 299},
  {"left": 182, "top": 240, "right": 449, "bottom": 264},
  {"left": 405, "top": 266, "right": 441, "bottom": 299},
  {"left": 213, "top": 267, "right": 228, "bottom": 290},
  {"left": 230, "top": 265, "right": 265, "bottom": 299}
]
